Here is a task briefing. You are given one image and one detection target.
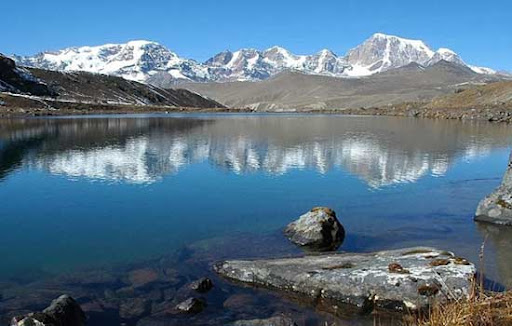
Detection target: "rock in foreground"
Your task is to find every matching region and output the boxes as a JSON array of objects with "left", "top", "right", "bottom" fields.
[
  {"left": 11, "top": 295, "right": 86, "bottom": 326},
  {"left": 214, "top": 247, "right": 475, "bottom": 313},
  {"left": 284, "top": 207, "right": 345, "bottom": 251},
  {"left": 475, "top": 152, "right": 512, "bottom": 225}
]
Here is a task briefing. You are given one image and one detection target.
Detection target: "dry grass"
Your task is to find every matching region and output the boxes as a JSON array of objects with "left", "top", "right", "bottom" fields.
[
  {"left": 411, "top": 289, "right": 512, "bottom": 326},
  {"left": 410, "top": 240, "right": 512, "bottom": 326}
]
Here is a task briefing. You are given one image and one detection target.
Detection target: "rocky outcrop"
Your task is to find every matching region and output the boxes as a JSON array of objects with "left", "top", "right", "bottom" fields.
[
  {"left": 214, "top": 247, "right": 475, "bottom": 313},
  {"left": 284, "top": 207, "right": 345, "bottom": 251},
  {"left": 10, "top": 295, "right": 86, "bottom": 326},
  {"left": 475, "top": 152, "right": 512, "bottom": 225}
]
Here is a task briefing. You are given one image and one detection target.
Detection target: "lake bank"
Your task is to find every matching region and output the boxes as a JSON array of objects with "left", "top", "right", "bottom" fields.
[{"left": 2, "top": 93, "right": 512, "bottom": 123}]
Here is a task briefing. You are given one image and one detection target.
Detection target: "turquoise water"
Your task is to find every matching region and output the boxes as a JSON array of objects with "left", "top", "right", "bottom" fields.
[{"left": 0, "top": 114, "right": 512, "bottom": 323}]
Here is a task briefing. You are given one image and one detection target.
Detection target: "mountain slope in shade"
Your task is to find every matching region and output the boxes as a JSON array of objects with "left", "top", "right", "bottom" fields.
[
  {"left": 0, "top": 53, "right": 223, "bottom": 109},
  {"left": 13, "top": 33, "right": 497, "bottom": 85},
  {"left": 0, "top": 54, "right": 56, "bottom": 96},
  {"left": 26, "top": 68, "right": 224, "bottom": 108}
]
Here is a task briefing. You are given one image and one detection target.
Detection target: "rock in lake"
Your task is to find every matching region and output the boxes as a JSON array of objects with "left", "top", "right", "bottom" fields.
[
  {"left": 11, "top": 295, "right": 86, "bottom": 326},
  {"left": 189, "top": 277, "right": 213, "bottom": 293},
  {"left": 175, "top": 297, "right": 206, "bottom": 314},
  {"left": 475, "top": 152, "right": 512, "bottom": 225},
  {"left": 214, "top": 247, "right": 475, "bottom": 313},
  {"left": 284, "top": 207, "right": 345, "bottom": 251}
]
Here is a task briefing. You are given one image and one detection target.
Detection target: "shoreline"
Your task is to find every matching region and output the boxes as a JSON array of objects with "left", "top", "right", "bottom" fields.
[{"left": 1, "top": 94, "right": 512, "bottom": 122}]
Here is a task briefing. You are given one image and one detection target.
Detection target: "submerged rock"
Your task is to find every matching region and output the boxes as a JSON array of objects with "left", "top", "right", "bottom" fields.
[
  {"left": 189, "top": 277, "right": 213, "bottom": 293},
  {"left": 175, "top": 297, "right": 206, "bottom": 314},
  {"left": 119, "top": 297, "right": 151, "bottom": 320},
  {"left": 230, "top": 315, "right": 297, "bottom": 326},
  {"left": 284, "top": 207, "right": 345, "bottom": 251},
  {"left": 475, "top": 152, "right": 512, "bottom": 225},
  {"left": 214, "top": 247, "right": 475, "bottom": 313},
  {"left": 11, "top": 295, "right": 86, "bottom": 326}
]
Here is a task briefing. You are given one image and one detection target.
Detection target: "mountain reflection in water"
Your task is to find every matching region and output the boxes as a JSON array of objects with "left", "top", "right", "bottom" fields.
[{"left": 0, "top": 115, "right": 509, "bottom": 188}]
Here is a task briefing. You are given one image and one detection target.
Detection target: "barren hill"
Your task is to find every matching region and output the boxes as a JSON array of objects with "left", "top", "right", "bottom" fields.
[{"left": 183, "top": 61, "right": 497, "bottom": 111}]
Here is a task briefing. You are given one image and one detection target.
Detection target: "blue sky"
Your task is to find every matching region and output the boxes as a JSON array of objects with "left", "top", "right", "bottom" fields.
[{"left": 3, "top": 0, "right": 511, "bottom": 70}]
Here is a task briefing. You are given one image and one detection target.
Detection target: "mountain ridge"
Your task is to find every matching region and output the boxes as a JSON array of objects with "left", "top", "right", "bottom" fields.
[{"left": 12, "top": 33, "right": 497, "bottom": 86}]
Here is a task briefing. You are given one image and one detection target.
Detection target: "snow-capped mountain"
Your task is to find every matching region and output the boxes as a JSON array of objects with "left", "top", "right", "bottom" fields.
[
  {"left": 344, "top": 33, "right": 495, "bottom": 76},
  {"left": 345, "top": 33, "right": 435, "bottom": 76},
  {"left": 204, "top": 46, "right": 350, "bottom": 81},
  {"left": 12, "top": 33, "right": 496, "bottom": 85},
  {"left": 13, "top": 40, "right": 211, "bottom": 83}
]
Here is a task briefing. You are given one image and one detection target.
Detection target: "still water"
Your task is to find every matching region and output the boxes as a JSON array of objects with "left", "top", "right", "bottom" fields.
[{"left": 0, "top": 114, "right": 511, "bottom": 325}]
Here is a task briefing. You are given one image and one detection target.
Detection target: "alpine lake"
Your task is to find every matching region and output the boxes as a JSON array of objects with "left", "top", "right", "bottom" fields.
[{"left": 1, "top": 113, "right": 511, "bottom": 325}]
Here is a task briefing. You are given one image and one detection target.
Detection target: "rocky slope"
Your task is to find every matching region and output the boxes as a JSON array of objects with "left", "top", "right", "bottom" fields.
[
  {"left": 12, "top": 33, "right": 497, "bottom": 85},
  {"left": 428, "top": 81, "right": 512, "bottom": 109}
]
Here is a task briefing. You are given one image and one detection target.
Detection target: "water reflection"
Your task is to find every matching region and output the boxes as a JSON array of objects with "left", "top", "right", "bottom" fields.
[{"left": 0, "top": 115, "right": 510, "bottom": 187}]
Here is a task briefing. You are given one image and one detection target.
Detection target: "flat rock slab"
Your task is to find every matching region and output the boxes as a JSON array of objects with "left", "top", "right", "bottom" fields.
[{"left": 214, "top": 247, "right": 475, "bottom": 313}]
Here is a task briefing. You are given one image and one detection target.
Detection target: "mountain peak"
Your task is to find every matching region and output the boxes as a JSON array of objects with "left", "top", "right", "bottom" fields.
[
  {"left": 436, "top": 48, "right": 457, "bottom": 55},
  {"left": 266, "top": 45, "right": 288, "bottom": 52},
  {"left": 371, "top": 32, "right": 424, "bottom": 42},
  {"left": 344, "top": 33, "right": 437, "bottom": 76},
  {"left": 126, "top": 39, "right": 158, "bottom": 45},
  {"left": 317, "top": 49, "right": 336, "bottom": 56},
  {"left": 371, "top": 32, "right": 396, "bottom": 39}
]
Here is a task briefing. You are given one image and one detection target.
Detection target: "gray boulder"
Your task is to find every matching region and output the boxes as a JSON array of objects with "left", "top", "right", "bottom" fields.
[
  {"left": 475, "top": 152, "right": 512, "bottom": 225},
  {"left": 11, "top": 295, "right": 86, "bottom": 326},
  {"left": 284, "top": 207, "right": 345, "bottom": 251},
  {"left": 214, "top": 247, "right": 475, "bottom": 313}
]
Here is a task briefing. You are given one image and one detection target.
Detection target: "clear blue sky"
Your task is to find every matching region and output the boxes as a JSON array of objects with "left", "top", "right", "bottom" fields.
[{"left": 3, "top": 0, "right": 511, "bottom": 71}]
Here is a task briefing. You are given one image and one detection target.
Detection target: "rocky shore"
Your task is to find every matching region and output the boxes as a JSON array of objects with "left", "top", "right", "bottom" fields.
[
  {"left": 325, "top": 103, "right": 512, "bottom": 123},
  {"left": 2, "top": 92, "right": 512, "bottom": 123},
  {"left": 0, "top": 93, "right": 249, "bottom": 118}
]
